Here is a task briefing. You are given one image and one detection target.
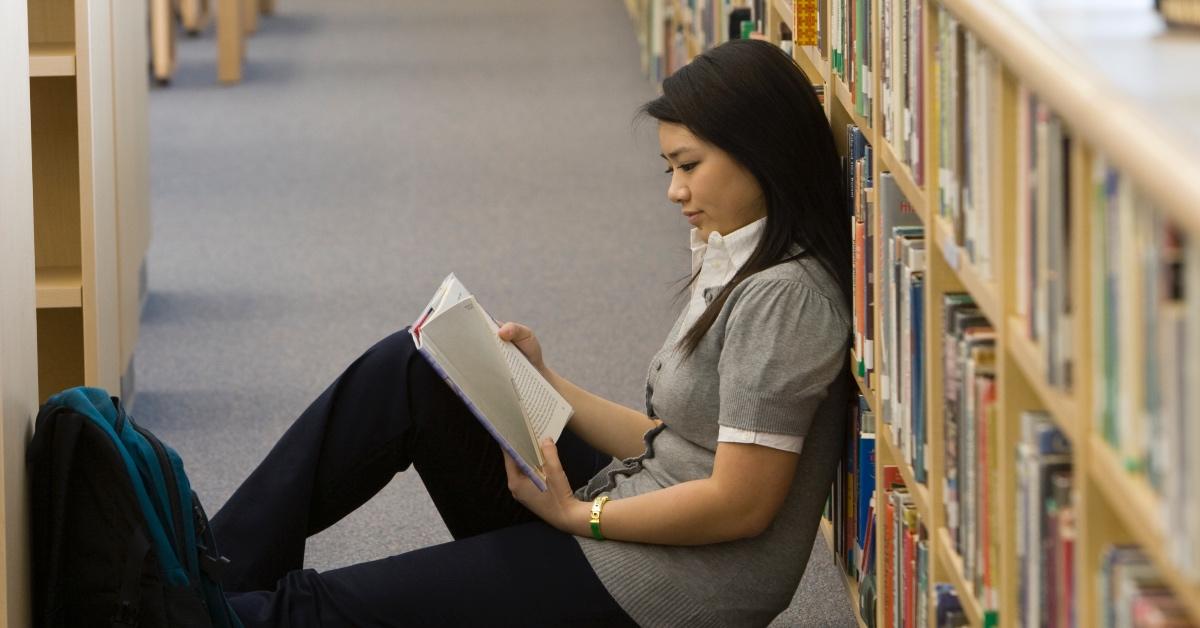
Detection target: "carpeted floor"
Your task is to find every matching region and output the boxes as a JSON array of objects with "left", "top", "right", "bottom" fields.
[{"left": 136, "top": 1, "right": 857, "bottom": 625}]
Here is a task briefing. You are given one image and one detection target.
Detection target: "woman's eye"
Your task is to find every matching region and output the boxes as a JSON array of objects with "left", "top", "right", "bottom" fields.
[{"left": 663, "top": 162, "right": 697, "bottom": 175}]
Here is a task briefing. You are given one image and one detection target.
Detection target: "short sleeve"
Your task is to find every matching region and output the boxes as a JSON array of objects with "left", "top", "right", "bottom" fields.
[{"left": 718, "top": 278, "right": 850, "bottom": 438}]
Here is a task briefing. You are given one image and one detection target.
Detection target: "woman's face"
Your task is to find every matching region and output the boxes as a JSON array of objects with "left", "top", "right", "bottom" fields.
[{"left": 658, "top": 122, "right": 767, "bottom": 241}]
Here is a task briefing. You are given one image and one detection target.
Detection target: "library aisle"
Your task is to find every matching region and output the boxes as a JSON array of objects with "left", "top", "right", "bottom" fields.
[{"left": 135, "top": 0, "right": 855, "bottom": 624}]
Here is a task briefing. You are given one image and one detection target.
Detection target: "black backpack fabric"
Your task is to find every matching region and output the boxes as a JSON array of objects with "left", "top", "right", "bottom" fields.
[{"left": 28, "top": 387, "right": 243, "bottom": 628}]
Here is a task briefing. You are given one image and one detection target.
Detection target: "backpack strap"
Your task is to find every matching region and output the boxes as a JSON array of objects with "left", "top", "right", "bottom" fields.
[{"left": 111, "top": 529, "right": 150, "bottom": 628}]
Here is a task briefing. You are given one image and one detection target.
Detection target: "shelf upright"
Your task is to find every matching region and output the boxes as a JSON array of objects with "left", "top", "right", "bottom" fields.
[
  {"left": 28, "top": 0, "right": 147, "bottom": 404},
  {"left": 1, "top": 0, "right": 39, "bottom": 622}
]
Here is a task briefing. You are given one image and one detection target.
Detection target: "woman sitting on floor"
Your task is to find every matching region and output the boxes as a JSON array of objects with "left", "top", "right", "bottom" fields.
[{"left": 214, "top": 38, "right": 852, "bottom": 627}]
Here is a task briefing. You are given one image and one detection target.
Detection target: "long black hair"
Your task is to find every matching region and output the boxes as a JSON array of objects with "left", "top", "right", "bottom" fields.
[{"left": 640, "top": 38, "right": 850, "bottom": 357}]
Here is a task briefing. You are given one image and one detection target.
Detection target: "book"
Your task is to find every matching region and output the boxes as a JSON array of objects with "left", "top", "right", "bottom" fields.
[
  {"left": 411, "top": 273, "right": 573, "bottom": 490},
  {"left": 1015, "top": 411, "right": 1071, "bottom": 628}
]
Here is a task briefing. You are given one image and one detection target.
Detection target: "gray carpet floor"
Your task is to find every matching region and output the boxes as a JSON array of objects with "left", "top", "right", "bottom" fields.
[{"left": 137, "top": 1, "right": 857, "bottom": 625}]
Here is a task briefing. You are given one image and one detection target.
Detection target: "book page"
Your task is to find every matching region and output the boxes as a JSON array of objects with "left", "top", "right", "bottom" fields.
[
  {"left": 498, "top": 341, "right": 572, "bottom": 442},
  {"left": 435, "top": 273, "right": 472, "bottom": 312},
  {"left": 419, "top": 297, "right": 542, "bottom": 471}
]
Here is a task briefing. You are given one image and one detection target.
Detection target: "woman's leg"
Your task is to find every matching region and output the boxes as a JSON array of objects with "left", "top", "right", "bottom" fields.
[
  {"left": 210, "top": 329, "right": 612, "bottom": 592},
  {"left": 225, "top": 521, "right": 637, "bottom": 628}
]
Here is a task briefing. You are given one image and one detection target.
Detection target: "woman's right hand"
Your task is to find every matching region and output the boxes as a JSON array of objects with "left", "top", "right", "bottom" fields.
[{"left": 498, "top": 322, "right": 548, "bottom": 375}]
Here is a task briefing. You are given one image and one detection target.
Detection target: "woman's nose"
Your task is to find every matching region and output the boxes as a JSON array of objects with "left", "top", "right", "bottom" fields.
[{"left": 668, "top": 181, "right": 689, "bottom": 204}]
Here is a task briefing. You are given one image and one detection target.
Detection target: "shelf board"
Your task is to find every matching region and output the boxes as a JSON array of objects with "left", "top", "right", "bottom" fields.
[
  {"left": 935, "top": 527, "right": 986, "bottom": 627},
  {"left": 933, "top": 218, "right": 1002, "bottom": 325},
  {"left": 879, "top": 426, "right": 933, "bottom": 523},
  {"left": 942, "top": 0, "right": 1200, "bottom": 237},
  {"left": 819, "top": 519, "right": 871, "bottom": 628},
  {"left": 773, "top": 0, "right": 796, "bottom": 32},
  {"left": 849, "top": 350, "right": 878, "bottom": 410},
  {"left": 876, "top": 139, "right": 928, "bottom": 221},
  {"left": 1088, "top": 435, "right": 1200, "bottom": 626},
  {"left": 832, "top": 77, "right": 874, "bottom": 142},
  {"left": 668, "top": 0, "right": 702, "bottom": 60},
  {"left": 29, "top": 42, "right": 76, "bottom": 77},
  {"left": 798, "top": 44, "right": 829, "bottom": 84},
  {"left": 1004, "top": 317, "right": 1080, "bottom": 443},
  {"left": 35, "top": 266, "right": 82, "bottom": 309}
]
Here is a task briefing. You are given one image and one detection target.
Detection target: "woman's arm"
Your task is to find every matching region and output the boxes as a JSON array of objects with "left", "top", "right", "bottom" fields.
[
  {"left": 543, "top": 370, "right": 660, "bottom": 461},
  {"left": 505, "top": 438, "right": 799, "bottom": 545},
  {"left": 498, "top": 322, "right": 658, "bottom": 460}
]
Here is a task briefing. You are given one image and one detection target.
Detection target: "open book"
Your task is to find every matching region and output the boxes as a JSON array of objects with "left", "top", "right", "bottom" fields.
[{"left": 410, "top": 274, "right": 573, "bottom": 491}]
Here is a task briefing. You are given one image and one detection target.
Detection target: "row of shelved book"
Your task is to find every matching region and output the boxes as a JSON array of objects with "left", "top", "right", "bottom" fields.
[
  {"left": 827, "top": 392, "right": 1198, "bottom": 627},
  {"left": 1091, "top": 155, "right": 1200, "bottom": 583},
  {"left": 629, "top": 1, "right": 1200, "bottom": 624},
  {"left": 835, "top": 0, "right": 925, "bottom": 184},
  {"left": 825, "top": 394, "right": 978, "bottom": 628},
  {"left": 928, "top": 9, "right": 1200, "bottom": 591},
  {"left": 838, "top": 98, "right": 1200, "bottom": 625}
]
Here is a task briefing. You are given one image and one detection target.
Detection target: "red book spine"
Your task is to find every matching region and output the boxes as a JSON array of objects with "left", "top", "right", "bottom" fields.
[{"left": 904, "top": 516, "right": 916, "bottom": 628}]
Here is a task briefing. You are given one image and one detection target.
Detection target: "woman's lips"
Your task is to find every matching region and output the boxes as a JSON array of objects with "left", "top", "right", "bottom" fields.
[{"left": 684, "top": 211, "right": 703, "bottom": 226}]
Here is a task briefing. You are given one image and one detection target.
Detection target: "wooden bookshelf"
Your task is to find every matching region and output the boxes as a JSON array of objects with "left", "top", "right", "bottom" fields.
[
  {"left": 876, "top": 139, "right": 928, "bottom": 221},
  {"left": 625, "top": 0, "right": 1200, "bottom": 625},
  {"left": 28, "top": 42, "right": 74, "bottom": 77},
  {"left": 932, "top": 218, "right": 1001, "bottom": 326},
  {"left": 2, "top": 6, "right": 39, "bottom": 624},
  {"left": 819, "top": 520, "right": 871, "bottom": 628},
  {"left": 25, "top": 0, "right": 150, "bottom": 402},
  {"left": 1004, "top": 317, "right": 1080, "bottom": 444},
  {"left": 35, "top": 266, "right": 83, "bottom": 309},
  {"left": 879, "top": 427, "right": 933, "bottom": 524},
  {"left": 848, "top": 350, "right": 877, "bottom": 409},
  {"left": 1087, "top": 434, "right": 1200, "bottom": 625},
  {"left": 773, "top": 0, "right": 795, "bottom": 31},
  {"left": 832, "top": 77, "right": 873, "bottom": 143},
  {"left": 935, "top": 527, "right": 985, "bottom": 627}
]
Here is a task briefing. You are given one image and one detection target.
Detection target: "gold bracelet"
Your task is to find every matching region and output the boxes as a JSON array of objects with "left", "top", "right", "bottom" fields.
[{"left": 589, "top": 495, "right": 610, "bottom": 541}]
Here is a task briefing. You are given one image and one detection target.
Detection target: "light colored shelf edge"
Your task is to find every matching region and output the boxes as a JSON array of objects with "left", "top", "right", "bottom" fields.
[
  {"left": 773, "top": 0, "right": 796, "bottom": 31},
  {"left": 876, "top": 139, "right": 929, "bottom": 221},
  {"left": 29, "top": 42, "right": 76, "bottom": 77},
  {"left": 818, "top": 519, "right": 871, "bottom": 628},
  {"left": 940, "top": 0, "right": 1200, "bottom": 240},
  {"left": 800, "top": 44, "right": 830, "bottom": 83},
  {"left": 932, "top": 217, "right": 1002, "bottom": 326},
  {"left": 849, "top": 350, "right": 877, "bottom": 411},
  {"left": 831, "top": 76, "right": 875, "bottom": 143},
  {"left": 1004, "top": 316, "right": 1081, "bottom": 444},
  {"left": 935, "top": 526, "right": 986, "bottom": 627},
  {"left": 1088, "top": 435, "right": 1200, "bottom": 626},
  {"left": 879, "top": 426, "right": 934, "bottom": 524},
  {"left": 35, "top": 266, "right": 82, "bottom": 309}
]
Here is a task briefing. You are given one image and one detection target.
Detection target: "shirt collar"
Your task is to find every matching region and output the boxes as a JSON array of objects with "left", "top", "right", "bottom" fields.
[{"left": 689, "top": 217, "right": 766, "bottom": 276}]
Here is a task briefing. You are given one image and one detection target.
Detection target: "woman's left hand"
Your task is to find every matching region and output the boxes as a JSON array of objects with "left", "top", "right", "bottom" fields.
[{"left": 503, "top": 438, "right": 590, "bottom": 536}]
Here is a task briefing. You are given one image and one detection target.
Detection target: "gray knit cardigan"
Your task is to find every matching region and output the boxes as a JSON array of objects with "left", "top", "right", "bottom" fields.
[{"left": 574, "top": 256, "right": 852, "bottom": 627}]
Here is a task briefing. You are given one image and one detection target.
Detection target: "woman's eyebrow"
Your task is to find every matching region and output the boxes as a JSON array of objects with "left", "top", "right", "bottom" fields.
[{"left": 660, "top": 147, "right": 696, "bottom": 160}]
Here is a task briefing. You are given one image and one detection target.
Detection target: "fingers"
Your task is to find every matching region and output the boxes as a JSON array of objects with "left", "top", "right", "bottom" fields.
[
  {"left": 498, "top": 321, "right": 532, "bottom": 342},
  {"left": 539, "top": 438, "right": 569, "bottom": 494},
  {"left": 501, "top": 451, "right": 525, "bottom": 502},
  {"left": 539, "top": 438, "right": 561, "bottom": 473}
]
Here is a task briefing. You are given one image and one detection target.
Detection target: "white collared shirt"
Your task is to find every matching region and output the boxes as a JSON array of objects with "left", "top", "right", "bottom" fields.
[{"left": 685, "top": 218, "right": 805, "bottom": 455}]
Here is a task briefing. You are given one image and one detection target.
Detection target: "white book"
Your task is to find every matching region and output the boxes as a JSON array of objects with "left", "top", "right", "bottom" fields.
[{"left": 411, "top": 273, "right": 573, "bottom": 490}]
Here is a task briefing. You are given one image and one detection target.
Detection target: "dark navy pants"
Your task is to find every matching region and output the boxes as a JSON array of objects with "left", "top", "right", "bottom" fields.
[{"left": 211, "top": 329, "right": 638, "bottom": 627}]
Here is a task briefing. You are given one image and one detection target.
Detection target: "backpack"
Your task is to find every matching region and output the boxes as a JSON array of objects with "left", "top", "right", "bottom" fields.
[{"left": 28, "top": 387, "right": 243, "bottom": 628}]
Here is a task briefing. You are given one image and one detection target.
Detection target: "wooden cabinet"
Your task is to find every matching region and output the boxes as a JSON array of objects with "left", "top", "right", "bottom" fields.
[{"left": 27, "top": 0, "right": 149, "bottom": 404}]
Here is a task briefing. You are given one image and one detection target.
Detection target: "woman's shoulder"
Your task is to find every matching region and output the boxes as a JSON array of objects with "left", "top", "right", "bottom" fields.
[{"left": 734, "top": 255, "right": 848, "bottom": 315}]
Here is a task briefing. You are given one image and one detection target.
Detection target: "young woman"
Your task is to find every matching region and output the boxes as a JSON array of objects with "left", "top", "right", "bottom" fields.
[{"left": 214, "top": 38, "right": 851, "bottom": 627}]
